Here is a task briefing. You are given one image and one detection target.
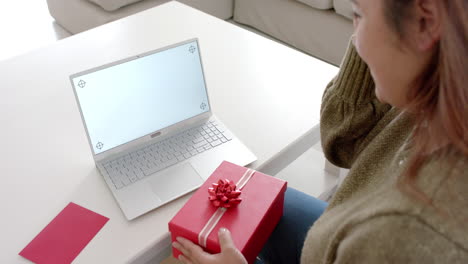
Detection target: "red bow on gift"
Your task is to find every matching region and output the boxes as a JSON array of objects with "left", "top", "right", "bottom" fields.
[{"left": 208, "top": 179, "right": 242, "bottom": 208}]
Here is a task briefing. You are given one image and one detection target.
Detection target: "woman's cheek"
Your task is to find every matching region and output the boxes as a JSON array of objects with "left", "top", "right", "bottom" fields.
[
  {"left": 354, "top": 35, "right": 366, "bottom": 64},
  {"left": 352, "top": 26, "right": 366, "bottom": 62}
]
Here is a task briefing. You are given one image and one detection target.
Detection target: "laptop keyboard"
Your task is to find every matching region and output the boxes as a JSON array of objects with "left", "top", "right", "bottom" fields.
[{"left": 102, "top": 120, "right": 233, "bottom": 189}]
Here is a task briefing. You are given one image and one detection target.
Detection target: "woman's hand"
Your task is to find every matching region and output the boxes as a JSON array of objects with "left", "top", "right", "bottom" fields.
[{"left": 172, "top": 228, "right": 248, "bottom": 264}]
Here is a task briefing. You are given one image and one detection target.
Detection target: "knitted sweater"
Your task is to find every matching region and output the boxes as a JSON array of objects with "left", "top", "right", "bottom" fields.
[{"left": 300, "top": 42, "right": 468, "bottom": 263}]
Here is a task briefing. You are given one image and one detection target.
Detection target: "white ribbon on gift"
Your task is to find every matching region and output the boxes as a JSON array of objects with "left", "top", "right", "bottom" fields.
[{"left": 198, "top": 168, "right": 256, "bottom": 248}]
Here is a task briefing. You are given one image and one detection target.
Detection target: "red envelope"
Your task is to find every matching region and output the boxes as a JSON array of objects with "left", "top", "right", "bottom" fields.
[
  {"left": 19, "top": 202, "right": 109, "bottom": 264},
  {"left": 169, "top": 161, "right": 287, "bottom": 263}
]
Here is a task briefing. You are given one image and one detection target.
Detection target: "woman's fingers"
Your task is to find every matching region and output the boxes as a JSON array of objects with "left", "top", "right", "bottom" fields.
[
  {"left": 174, "top": 236, "right": 210, "bottom": 263},
  {"left": 218, "top": 228, "right": 248, "bottom": 264},
  {"left": 173, "top": 232, "right": 247, "bottom": 264},
  {"left": 218, "top": 228, "right": 236, "bottom": 252},
  {"left": 174, "top": 237, "right": 202, "bottom": 258},
  {"left": 172, "top": 241, "right": 189, "bottom": 257}
]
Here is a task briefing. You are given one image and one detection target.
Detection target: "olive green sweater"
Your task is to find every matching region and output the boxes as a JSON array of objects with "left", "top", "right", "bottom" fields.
[{"left": 300, "top": 42, "right": 468, "bottom": 263}]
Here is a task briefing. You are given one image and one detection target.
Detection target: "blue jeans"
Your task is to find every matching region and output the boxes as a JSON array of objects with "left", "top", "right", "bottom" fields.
[{"left": 257, "top": 187, "right": 327, "bottom": 264}]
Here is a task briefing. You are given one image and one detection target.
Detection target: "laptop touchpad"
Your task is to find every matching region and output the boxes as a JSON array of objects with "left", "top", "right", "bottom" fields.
[{"left": 149, "top": 163, "right": 203, "bottom": 202}]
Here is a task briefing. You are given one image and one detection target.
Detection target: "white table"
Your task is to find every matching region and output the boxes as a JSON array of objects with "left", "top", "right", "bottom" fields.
[{"left": 0, "top": 2, "right": 337, "bottom": 263}]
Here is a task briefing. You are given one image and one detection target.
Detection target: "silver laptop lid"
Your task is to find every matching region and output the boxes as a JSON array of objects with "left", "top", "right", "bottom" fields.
[{"left": 70, "top": 39, "right": 211, "bottom": 160}]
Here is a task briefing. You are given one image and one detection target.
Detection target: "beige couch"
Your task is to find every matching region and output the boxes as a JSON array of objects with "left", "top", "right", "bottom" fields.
[{"left": 47, "top": 0, "right": 353, "bottom": 65}]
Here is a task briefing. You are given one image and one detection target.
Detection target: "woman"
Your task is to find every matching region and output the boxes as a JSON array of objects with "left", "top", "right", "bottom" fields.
[{"left": 172, "top": 0, "right": 468, "bottom": 262}]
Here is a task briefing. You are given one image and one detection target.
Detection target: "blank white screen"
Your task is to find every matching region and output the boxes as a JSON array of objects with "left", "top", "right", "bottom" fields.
[{"left": 72, "top": 41, "right": 209, "bottom": 154}]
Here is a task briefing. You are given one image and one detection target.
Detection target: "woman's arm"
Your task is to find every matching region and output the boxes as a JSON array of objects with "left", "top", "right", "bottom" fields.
[{"left": 320, "top": 41, "right": 392, "bottom": 168}]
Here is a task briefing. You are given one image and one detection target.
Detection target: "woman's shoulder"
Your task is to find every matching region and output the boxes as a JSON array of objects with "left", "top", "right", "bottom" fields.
[
  {"left": 303, "top": 146, "right": 467, "bottom": 263},
  {"left": 333, "top": 213, "right": 468, "bottom": 263},
  {"left": 414, "top": 149, "right": 468, "bottom": 253},
  {"left": 340, "top": 149, "right": 468, "bottom": 262}
]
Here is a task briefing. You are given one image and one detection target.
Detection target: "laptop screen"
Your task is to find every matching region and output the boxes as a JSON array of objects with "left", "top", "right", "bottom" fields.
[{"left": 71, "top": 40, "right": 210, "bottom": 155}]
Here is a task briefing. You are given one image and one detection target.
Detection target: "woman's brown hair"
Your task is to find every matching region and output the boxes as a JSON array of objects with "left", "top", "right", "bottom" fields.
[{"left": 384, "top": 0, "right": 467, "bottom": 204}]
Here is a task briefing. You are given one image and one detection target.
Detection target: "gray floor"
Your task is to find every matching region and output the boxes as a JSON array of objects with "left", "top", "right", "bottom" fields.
[{"left": 276, "top": 141, "right": 340, "bottom": 198}]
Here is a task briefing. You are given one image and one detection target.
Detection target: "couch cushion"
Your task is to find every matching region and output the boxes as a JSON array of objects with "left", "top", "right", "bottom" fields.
[
  {"left": 88, "top": 0, "right": 143, "bottom": 11},
  {"left": 234, "top": 0, "right": 353, "bottom": 65},
  {"left": 333, "top": 0, "right": 353, "bottom": 20},
  {"left": 296, "top": 0, "right": 333, "bottom": 10},
  {"left": 47, "top": 0, "right": 234, "bottom": 34}
]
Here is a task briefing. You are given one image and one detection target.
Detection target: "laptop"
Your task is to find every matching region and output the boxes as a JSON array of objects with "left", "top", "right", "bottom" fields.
[{"left": 70, "top": 39, "right": 257, "bottom": 220}]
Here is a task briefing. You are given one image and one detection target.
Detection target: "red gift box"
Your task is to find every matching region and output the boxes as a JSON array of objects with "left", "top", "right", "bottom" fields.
[{"left": 168, "top": 161, "right": 287, "bottom": 263}]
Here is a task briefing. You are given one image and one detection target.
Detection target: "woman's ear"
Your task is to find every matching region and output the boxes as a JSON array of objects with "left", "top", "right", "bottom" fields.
[{"left": 412, "top": 0, "right": 441, "bottom": 51}]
